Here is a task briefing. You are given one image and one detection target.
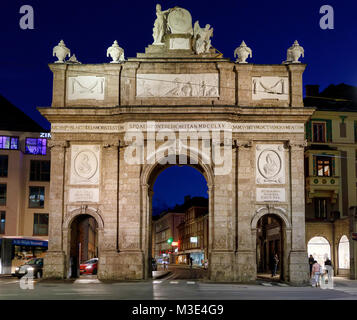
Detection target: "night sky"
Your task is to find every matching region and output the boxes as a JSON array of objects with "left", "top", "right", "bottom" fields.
[{"left": 1, "top": 0, "right": 356, "bottom": 213}]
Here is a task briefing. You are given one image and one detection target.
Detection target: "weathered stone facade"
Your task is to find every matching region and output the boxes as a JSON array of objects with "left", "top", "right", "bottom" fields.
[{"left": 39, "top": 9, "right": 314, "bottom": 284}]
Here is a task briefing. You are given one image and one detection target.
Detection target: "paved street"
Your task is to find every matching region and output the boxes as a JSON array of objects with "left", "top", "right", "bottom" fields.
[{"left": 1, "top": 268, "right": 357, "bottom": 300}]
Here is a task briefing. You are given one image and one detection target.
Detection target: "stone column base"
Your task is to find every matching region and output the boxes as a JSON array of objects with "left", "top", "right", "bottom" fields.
[
  {"left": 43, "top": 251, "right": 66, "bottom": 279},
  {"left": 289, "top": 250, "right": 310, "bottom": 285},
  {"left": 234, "top": 250, "right": 256, "bottom": 283},
  {"left": 209, "top": 251, "right": 235, "bottom": 282},
  {"left": 98, "top": 250, "right": 144, "bottom": 280}
]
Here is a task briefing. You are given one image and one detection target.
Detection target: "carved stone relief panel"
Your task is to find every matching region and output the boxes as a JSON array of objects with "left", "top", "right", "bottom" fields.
[
  {"left": 252, "top": 76, "right": 289, "bottom": 101},
  {"left": 70, "top": 145, "right": 100, "bottom": 185},
  {"left": 256, "top": 144, "right": 285, "bottom": 184},
  {"left": 136, "top": 74, "right": 219, "bottom": 98},
  {"left": 68, "top": 188, "right": 99, "bottom": 203},
  {"left": 67, "top": 76, "right": 105, "bottom": 100}
]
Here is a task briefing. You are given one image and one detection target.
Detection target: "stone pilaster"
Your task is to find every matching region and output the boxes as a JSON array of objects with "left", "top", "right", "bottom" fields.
[
  {"left": 235, "top": 142, "right": 256, "bottom": 282},
  {"left": 216, "top": 62, "right": 235, "bottom": 105},
  {"left": 235, "top": 64, "right": 253, "bottom": 106},
  {"left": 49, "top": 64, "right": 68, "bottom": 107},
  {"left": 287, "top": 64, "right": 306, "bottom": 107},
  {"left": 288, "top": 142, "right": 310, "bottom": 284},
  {"left": 120, "top": 62, "right": 140, "bottom": 105},
  {"left": 43, "top": 140, "right": 69, "bottom": 279}
]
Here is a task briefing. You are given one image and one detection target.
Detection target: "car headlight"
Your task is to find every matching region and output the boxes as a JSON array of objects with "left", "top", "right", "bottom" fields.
[
  {"left": 27, "top": 267, "right": 34, "bottom": 271},
  {"left": 15, "top": 267, "right": 19, "bottom": 271}
]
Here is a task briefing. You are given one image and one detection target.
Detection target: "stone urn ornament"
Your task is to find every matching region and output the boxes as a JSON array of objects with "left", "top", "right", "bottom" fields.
[
  {"left": 234, "top": 41, "right": 252, "bottom": 63},
  {"left": 53, "top": 40, "right": 71, "bottom": 63},
  {"left": 107, "top": 40, "right": 125, "bottom": 63},
  {"left": 284, "top": 40, "right": 304, "bottom": 64}
]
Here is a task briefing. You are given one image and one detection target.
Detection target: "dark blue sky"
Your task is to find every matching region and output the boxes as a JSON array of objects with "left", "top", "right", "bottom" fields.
[
  {"left": 152, "top": 166, "right": 208, "bottom": 215},
  {"left": 0, "top": 0, "right": 356, "bottom": 129},
  {"left": 0, "top": 1, "right": 356, "bottom": 213}
]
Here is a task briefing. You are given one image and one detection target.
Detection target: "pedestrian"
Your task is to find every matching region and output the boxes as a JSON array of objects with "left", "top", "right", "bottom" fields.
[
  {"left": 271, "top": 253, "right": 279, "bottom": 277},
  {"left": 324, "top": 256, "right": 333, "bottom": 285},
  {"left": 311, "top": 260, "right": 321, "bottom": 287},
  {"left": 189, "top": 257, "right": 193, "bottom": 269},
  {"left": 308, "top": 254, "right": 314, "bottom": 277}
]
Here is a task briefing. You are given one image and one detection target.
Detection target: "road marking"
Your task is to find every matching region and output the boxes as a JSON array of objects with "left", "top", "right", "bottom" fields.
[
  {"left": 54, "top": 293, "right": 77, "bottom": 295},
  {"left": 187, "top": 281, "right": 195, "bottom": 284},
  {"left": 260, "top": 283, "right": 273, "bottom": 286},
  {"left": 153, "top": 280, "right": 162, "bottom": 284},
  {"left": 170, "top": 281, "right": 179, "bottom": 284}
]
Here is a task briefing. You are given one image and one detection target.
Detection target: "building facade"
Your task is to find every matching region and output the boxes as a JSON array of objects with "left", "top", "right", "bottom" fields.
[
  {"left": 0, "top": 95, "right": 50, "bottom": 273},
  {"left": 304, "top": 84, "right": 357, "bottom": 279},
  {"left": 177, "top": 206, "right": 208, "bottom": 266},
  {"left": 153, "top": 211, "right": 185, "bottom": 263},
  {"left": 40, "top": 6, "right": 314, "bottom": 283}
]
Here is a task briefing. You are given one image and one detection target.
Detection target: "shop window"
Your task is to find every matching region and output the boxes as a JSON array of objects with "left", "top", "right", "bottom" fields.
[
  {"left": 25, "top": 138, "right": 47, "bottom": 155},
  {"left": 313, "top": 123, "right": 326, "bottom": 143},
  {"left": 0, "top": 136, "right": 19, "bottom": 150},
  {"left": 30, "top": 160, "right": 50, "bottom": 181},
  {"left": 317, "top": 156, "right": 332, "bottom": 177},
  {"left": 0, "top": 155, "right": 8, "bottom": 177},
  {"left": 0, "top": 211, "right": 5, "bottom": 234},
  {"left": 0, "top": 184, "right": 6, "bottom": 206},
  {"left": 29, "top": 186, "right": 45, "bottom": 208},
  {"left": 33, "top": 213, "right": 49, "bottom": 236},
  {"left": 314, "top": 198, "right": 328, "bottom": 219}
]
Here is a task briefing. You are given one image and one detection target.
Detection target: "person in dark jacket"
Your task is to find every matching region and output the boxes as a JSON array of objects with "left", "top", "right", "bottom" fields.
[{"left": 309, "top": 255, "right": 315, "bottom": 277}]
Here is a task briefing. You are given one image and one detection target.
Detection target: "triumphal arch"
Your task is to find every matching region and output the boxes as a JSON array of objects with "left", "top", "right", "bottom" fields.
[{"left": 40, "top": 5, "right": 314, "bottom": 284}]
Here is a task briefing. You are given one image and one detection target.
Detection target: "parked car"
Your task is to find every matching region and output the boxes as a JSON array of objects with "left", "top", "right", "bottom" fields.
[
  {"left": 13, "top": 258, "right": 43, "bottom": 279},
  {"left": 79, "top": 258, "right": 98, "bottom": 275}
]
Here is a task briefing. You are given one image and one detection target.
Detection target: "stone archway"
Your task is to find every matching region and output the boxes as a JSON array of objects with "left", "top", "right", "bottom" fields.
[
  {"left": 140, "top": 148, "right": 215, "bottom": 279},
  {"left": 251, "top": 206, "right": 291, "bottom": 281},
  {"left": 307, "top": 236, "right": 331, "bottom": 269},
  {"left": 63, "top": 206, "right": 104, "bottom": 278}
]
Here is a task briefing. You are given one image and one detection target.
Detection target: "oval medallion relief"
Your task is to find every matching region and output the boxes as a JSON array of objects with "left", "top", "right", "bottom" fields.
[
  {"left": 74, "top": 150, "right": 98, "bottom": 180},
  {"left": 258, "top": 150, "right": 282, "bottom": 179}
]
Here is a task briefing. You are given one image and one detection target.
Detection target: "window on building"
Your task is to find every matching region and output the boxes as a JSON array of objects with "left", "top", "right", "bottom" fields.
[
  {"left": 0, "top": 155, "right": 8, "bottom": 177},
  {"left": 313, "top": 123, "right": 326, "bottom": 143},
  {"left": 30, "top": 160, "right": 50, "bottom": 181},
  {"left": 25, "top": 138, "right": 47, "bottom": 155},
  {"left": 0, "top": 184, "right": 6, "bottom": 206},
  {"left": 29, "top": 186, "right": 45, "bottom": 208},
  {"left": 340, "top": 122, "right": 347, "bottom": 138},
  {"left": 314, "top": 198, "right": 328, "bottom": 219},
  {"left": 0, "top": 136, "right": 19, "bottom": 150},
  {"left": 33, "top": 213, "right": 49, "bottom": 236},
  {"left": 0, "top": 211, "right": 5, "bottom": 234},
  {"left": 317, "top": 156, "right": 332, "bottom": 177}
]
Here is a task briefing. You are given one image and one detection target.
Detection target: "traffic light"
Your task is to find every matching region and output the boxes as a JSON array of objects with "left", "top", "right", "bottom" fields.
[{"left": 167, "top": 237, "right": 173, "bottom": 244}]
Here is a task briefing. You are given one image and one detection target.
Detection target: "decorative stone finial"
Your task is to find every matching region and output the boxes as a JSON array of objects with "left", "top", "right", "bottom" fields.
[
  {"left": 106, "top": 40, "right": 125, "bottom": 63},
  {"left": 53, "top": 40, "right": 71, "bottom": 63},
  {"left": 67, "top": 54, "right": 81, "bottom": 64},
  {"left": 283, "top": 40, "right": 304, "bottom": 64},
  {"left": 234, "top": 41, "right": 252, "bottom": 63}
]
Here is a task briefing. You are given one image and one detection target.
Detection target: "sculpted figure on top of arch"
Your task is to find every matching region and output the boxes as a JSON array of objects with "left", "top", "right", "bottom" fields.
[
  {"left": 193, "top": 21, "right": 213, "bottom": 54},
  {"left": 152, "top": 4, "right": 213, "bottom": 55},
  {"left": 152, "top": 4, "right": 172, "bottom": 45}
]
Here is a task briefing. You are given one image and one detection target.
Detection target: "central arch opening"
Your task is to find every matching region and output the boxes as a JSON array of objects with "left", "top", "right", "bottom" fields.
[{"left": 149, "top": 163, "right": 210, "bottom": 280}]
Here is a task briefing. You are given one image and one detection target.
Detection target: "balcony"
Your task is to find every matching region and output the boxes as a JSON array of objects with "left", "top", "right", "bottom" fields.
[{"left": 306, "top": 176, "right": 339, "bottom": 203}]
